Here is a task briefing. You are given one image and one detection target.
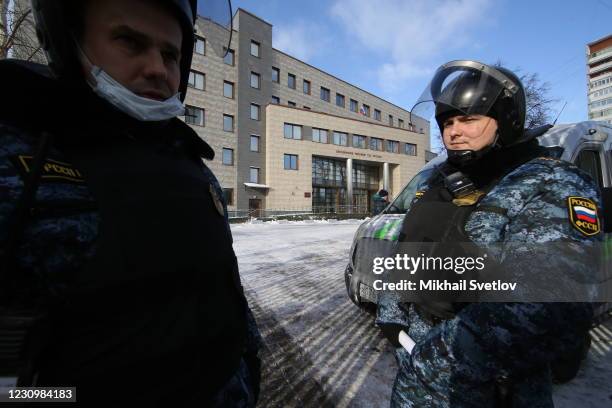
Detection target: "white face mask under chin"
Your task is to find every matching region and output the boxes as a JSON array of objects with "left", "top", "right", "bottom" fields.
[{"left": 89, "top": 66, "right": 185, "bottom": 122}]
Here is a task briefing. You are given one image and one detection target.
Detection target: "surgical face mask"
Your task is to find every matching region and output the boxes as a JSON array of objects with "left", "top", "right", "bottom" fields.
[
  {"left": 89, "top": 66, "right": 185, "bottom": 122},
  {"left": 75, "top": 42, "right": 185, "bottom": 122}
]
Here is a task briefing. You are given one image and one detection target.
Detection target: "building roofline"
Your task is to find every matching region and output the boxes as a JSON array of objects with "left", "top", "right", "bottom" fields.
[
  {"left": 234, "top": 8, "right": 273, "bottom": 28},
  {"left": 196, "top": 7, "right": 427, "bottom": 125},
  {"left": 267, "top": 104, "right": 428, "bottom": 136},
  {"left": 271, "top": 47, "right": 425, "bottom": 123},
  {"left": 195, "top": 15, "right": 238, "bottom": 34},
  {"left": 587, "top": 34, "right": 612, "bottom": 48}
]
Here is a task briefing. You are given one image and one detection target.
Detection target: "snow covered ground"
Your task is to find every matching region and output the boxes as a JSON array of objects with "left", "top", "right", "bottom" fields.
[{"left": 231, "top": 219, "right": 612, "bottom": 407}]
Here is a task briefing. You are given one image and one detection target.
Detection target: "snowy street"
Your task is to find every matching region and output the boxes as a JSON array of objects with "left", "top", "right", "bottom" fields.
[{"left": 231, "top": 220, "right": 612, "bottom": 407}]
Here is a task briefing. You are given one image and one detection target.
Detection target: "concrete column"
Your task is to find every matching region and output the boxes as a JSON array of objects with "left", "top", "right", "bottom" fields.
[
  {"left": 346, "top": 158, "right": 353, "bottom": 213},
  {"left": 383, "top": 162, "right": 390, "bottom": 192}
]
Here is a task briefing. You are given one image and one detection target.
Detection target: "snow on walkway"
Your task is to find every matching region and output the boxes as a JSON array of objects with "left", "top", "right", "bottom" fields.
[{"left": 231, "top": 220, "right": 612, "bottom": 407}]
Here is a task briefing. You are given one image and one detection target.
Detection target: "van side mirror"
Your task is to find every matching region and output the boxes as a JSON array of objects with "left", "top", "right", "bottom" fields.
[{"left": 601, "top": 187, "right": 612, "bottom": 233}]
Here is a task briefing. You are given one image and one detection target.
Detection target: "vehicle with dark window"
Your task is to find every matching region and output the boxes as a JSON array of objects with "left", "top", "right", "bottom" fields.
[{"left": 345, "top": 121, "right": 612, "bottom": 321}]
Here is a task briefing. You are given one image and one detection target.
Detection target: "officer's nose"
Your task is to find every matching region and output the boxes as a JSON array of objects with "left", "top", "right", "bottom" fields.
[
  {"left": 141, "top": 49, "right": 169, "bottom": 84},
  {"left": 446, "top": 122, "right": 463, "bottom": 140}
]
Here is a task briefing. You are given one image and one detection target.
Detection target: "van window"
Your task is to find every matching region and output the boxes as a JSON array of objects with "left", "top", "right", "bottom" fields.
[
  {"left": 386, "top": 168, "right": 434, "bottom": 214},
  {"left": 575, "top": 149, "right": 603, "bottom": 189}
]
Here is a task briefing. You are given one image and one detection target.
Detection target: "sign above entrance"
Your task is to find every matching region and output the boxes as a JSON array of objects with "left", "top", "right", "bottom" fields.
[{"left": 335, "top": 150, "right": 383, "bottom": 159}]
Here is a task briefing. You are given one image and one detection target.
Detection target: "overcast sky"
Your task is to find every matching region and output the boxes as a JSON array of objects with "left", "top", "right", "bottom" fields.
[{"left": 199, "top": 0, "right": 611, "bottom": 129}]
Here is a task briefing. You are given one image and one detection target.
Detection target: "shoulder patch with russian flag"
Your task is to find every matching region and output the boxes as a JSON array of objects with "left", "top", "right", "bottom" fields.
[{"left": 567, "top": 196, "right": 600, "bottom": 236}]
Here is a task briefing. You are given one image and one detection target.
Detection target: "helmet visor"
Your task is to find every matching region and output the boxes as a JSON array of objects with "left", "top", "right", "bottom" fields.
[
  {"left": 410, "top": 61, "right": 518, "bottom": 124},
  {"left": 198, "top": 0, "right": 233, "bottom": 58}
]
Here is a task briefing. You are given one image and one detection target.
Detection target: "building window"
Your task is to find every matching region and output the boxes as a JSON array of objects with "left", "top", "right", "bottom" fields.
[
  {"left": 271, "top": 95, "right": 280, "bottom": 104},
  {"left": 185, "top": 105, "right": 204, "bottom": 126},
  {"left": 249, "top": 167, "right": 260, "bottom": 184},
  {"left": 284, "top": 123, "right": 302, "bottom": 140},
  {"left": 272, "top": 67, "right": 280, "bottom": 83},
  {"left": 223, "top": 81, "right": 234, "bottom": 98},
  {"left": 312, "top": 156, "right": 347, "bottom": 189},
  {"left": 188, "top": 70, "right": 205, "bottom": 90},
  {"left": 250, "top": 40, "right": 260, "bottom": 57},
  {"left": 284, "top": 154, "right": 298, "bottom": 170},
  {"left": 405, "top": 143, "right": 417, "bottom": 156},
  {"left": 288, "top": 101, "right": 296, "bottom": 107},
  {"left": 336, "top": 93, "right": 345, "bottom": 108},
  {"left": 223, "top": 188, "right": 233, "bottom": 206},
  {"left": 303, "top": 106, "right": 311, "bottom": 110},
  {"left": 352, "top": 134, "right": 366, "bottom": 149},
  {"left": 361, "top": 104, "right": 370, "bottom": 117},
  {"left": 194, "top": 36, "right": 205, "bottom": 55},
  {"left": 352, "top": 162, "right": 379, "bottom": 191},
  {"left": 312, "top": 128, "right": 328, "bottom": 143},
  {"left": 320, "top": 87, "right": 330, "bottom": 102},
  {"left": 250, "top": 135, "right": 260, "bottom": 152},
  {"left": 374, "top": 109, "right": 381, "bottom": 121},
  {"left": 250, "top": 72, "right": 260, "bottom": 89},
  {"left": 250, "top": 103, "right": 260, "bottom": 121},
  {"left": 333, "top": 131, "right": 348, "bottom": 146},
  {"left": 370, "top": 137, "right": 383, "bottom": 151},
  {"left": 398, "top": 118, "right": 404, "bottom": 128},
  {"left": 388, "top": 114, "right": 393, "bottom": 126},
  {"left": 386, "top": 140, "right": 399, "bottom": 153},
  {"left": 288, "top": 73, "right": 296, "bottom": 89},
  {"left": 223, "top": 48, "right": 235, "bottom": 65},
  {"left": 222, "top": 148, "right": 234, "bottom": 165},
  {"left": 350, "top": 99, "right": 358, "bottom": 113},
  {"left": 223, "top": 114, "right": 234, "bottom": 132}
]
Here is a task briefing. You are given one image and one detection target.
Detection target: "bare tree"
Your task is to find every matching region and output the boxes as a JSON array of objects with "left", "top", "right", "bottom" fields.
[
  {"left": 520, "top": 70, "right": 558, "bottom": 129},
  {"left": 0, "top": 0, "right": 46, "bottom": 63}
]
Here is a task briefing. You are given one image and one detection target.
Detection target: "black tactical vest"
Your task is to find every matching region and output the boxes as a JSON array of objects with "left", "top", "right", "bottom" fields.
[
  {"left": 398, "top": 180, "right": 490, "bottom": 320},
  {"left": 399, "top": 142, "right": 548, "bottom": 321},
  {"left": 33, "top": 120, "right": 248, "bottom": 404}
]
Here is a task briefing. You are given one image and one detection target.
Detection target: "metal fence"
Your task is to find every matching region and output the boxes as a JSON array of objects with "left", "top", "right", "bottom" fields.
[{"left": 228, "top": 206, "right": 372, "bottom": 222}]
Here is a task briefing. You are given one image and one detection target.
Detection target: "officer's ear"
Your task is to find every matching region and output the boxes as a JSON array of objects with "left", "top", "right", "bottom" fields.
[{"left": 601, "top": 187, "right": 612, "bottom": 233}]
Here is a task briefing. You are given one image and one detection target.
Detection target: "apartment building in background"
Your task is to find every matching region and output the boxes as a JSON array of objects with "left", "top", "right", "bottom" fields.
[
  {"left": 189, "top": 9, "right": 430, "bottom": 214},
  {"left": 587, "top": 34, "right": 612, "bottom": 125}
]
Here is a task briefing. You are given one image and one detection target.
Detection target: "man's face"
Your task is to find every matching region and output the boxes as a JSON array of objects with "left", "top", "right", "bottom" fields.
[
  {"left": 81, "top": 0, "right": 183, "bottom": 100},
  {"left": 442, "top": 114, "right": 498, "bottom": 152}
]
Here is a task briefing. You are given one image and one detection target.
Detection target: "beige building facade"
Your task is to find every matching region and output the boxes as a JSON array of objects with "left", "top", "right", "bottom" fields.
[
  {"left": 188, "top": 9, "right": 432, "bottom": 214},
  {"left": 265, "top": 105, "right": 427, "bottom": 212}
]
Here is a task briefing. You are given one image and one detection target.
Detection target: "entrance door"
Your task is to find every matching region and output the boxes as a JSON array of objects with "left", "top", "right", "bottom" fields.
[{"left": 249, "top": 199, "right": 262, "bottom": 218}]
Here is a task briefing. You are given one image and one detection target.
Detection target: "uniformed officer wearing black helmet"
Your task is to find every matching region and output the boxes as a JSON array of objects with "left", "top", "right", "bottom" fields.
[
  {"left": 376, "top": 61, "right": 602, "bottom": 407},
  {"left": 0, "top": 0, "right": 260, "bottom": 405}
]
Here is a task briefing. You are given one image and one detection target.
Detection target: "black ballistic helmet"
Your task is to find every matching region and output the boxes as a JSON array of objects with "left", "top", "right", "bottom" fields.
[
  {"left": 32, "top": 0, "right": 198, "bottom": 101},
  {"left": 411, "top": 61, "right": 527, "bottom": 165}
]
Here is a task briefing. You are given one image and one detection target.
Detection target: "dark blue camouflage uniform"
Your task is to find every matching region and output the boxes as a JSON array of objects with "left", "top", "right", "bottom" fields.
[
  {"left": 0, "top": 61, "right": 261, "bottom": 406},
  {"left": 377, "top": 156, "right": 602, "bottom": 407}
]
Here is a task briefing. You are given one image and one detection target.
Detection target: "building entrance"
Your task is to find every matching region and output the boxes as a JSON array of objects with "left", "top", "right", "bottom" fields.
[
  {"left": 312, "top": 156, "right": 381, "bottom": 214},
  {"left": 249, "top": 199, "right": 262, "bottom": 218}
]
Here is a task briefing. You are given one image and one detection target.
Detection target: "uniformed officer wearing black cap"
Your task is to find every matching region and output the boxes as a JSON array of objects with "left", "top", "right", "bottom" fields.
[{"left": 0, "top": 0, "right": 260, "bottom": 405}]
